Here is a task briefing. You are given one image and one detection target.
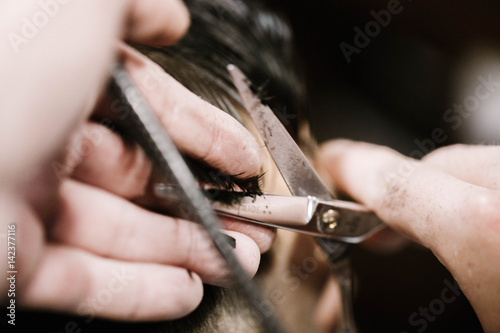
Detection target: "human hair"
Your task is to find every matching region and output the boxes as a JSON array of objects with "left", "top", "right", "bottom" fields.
[
  {"left": 22, "top": 0, "right": 325, "bottom": 332},
  {"left": 134, "top": 0, "right": 307, "bottom": 138},
  {"left": 131, "top": 1, "right": 313, "bottom": 331}
]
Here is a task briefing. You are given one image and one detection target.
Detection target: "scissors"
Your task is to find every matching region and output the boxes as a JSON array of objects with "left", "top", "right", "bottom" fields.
[
  {"left": 109, "top": 63, "right": 287, "bottom": 333},
  {"left": 220, "top": 65, "right": 386, "bottom": 333},
  {"left": 214, "top": 65, "right": 385, "bottom": 246},
  {"left": 110, "top": 62, "right": 384, "bottom": 333}
]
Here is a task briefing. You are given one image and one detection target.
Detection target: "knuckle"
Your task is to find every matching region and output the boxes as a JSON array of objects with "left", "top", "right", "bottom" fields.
[
  {"left": 182, "top": 224, "right": 205, "bottom": 269},
  {"left": 168, "top": 217, "right": 194, "bottom": 264},
  {"left": 170, "top": 218, "right": 212, "bottom": 272},
  {"left": 158, "top": 98, "right": 180, "bottom": 134},
  {"left": 378, "top": 158, "right": 415, "bottom": 211},
  {"left": 200, "top": 110, "right": 222, "bottom": 164},
  {"left": 115, "top": 144, "right": 152, "bottom": 199},
  {"left": 50, "top": 249, "right": 95, "bottom": 312},
  {"left": 465, "top": 191, "right": 500, "bottom": 233},
  {"left": 422, "top": 144, "right": 465, "bottom": 162}
]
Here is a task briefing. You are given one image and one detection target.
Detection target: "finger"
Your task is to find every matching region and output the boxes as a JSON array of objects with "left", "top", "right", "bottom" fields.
[
  {"left": 19, "top": 244, "right": 203, "bottom": 321},
  {"left": 0, "top": 1, "right": 129, "bottom": 179},
  {"left": 0, "top": 193, "right": 45, "bottom": 295},
  {"left": 317, "top": 140, "right": 500, "bottom": 330},
  {"left": 68, "top": 122, "right": 275, "bottom": 255},
  {"left": 219, "top": 216, "right": 276, "bottom": 253},
  {"left": 50, "top": 180, "right": 260, "bottom": 287},
  {"left": 360, "top": 228, "right": 410, "bottom": 254},
  {"left": 118, "top": 44, "right": 262, "bottom": 178},
  {"left": 126, "top": 0, "right": 190, "bottom": 45},
  {"left": 70, "top": 121, "right": 152, "bottom": 200},
  {"left": 315, "top": 139, "right": 499, "bottom": 250},
  {"left": 422, "top": 144, "right": 500, "bottom": 190}
]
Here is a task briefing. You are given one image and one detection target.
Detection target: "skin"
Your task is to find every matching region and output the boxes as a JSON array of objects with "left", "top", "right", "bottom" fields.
[
  {"left": 0, "top": 0, "right": 275, "bottom": 322},
  {"left": 8, "top": 0, "right": 496, "bottom": 329},
  {"left": 315, "top": 140, "right": 500, "bottom": 332}
]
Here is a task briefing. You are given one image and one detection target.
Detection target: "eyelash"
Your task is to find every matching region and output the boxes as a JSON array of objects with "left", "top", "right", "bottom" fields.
[{"left": 188, "top": 158, "right": 264, "bottom": 204}]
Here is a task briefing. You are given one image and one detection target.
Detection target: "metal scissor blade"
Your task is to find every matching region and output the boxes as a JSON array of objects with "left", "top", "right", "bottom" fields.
[
  {"left": 228, "top": 65, "right": 332, "bottom": 200},
  {"left": 228, "top": 64, "right": 385, "bottom": 240},
  {"left": 228, "top": 66, "right": 359, "bottom": 332},
  {"left": 213, "top": 194, "right": 385, "bottom": 243}
]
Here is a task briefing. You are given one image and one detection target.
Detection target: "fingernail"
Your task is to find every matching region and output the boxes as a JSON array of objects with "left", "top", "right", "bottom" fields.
[{"left": 223, "top": 234, "right": 236, "bottom": 249}]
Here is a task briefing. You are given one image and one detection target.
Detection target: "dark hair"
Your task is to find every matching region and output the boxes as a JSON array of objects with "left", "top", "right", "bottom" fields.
[
  {"left": 132, "top": 1, "right": 310, "bottom": 331},
  {"left": 135, "top": 0, "right": 306, "bottom": 138},
  {"left": 23, "top": 1, "right": 311, "bottom": 332}
]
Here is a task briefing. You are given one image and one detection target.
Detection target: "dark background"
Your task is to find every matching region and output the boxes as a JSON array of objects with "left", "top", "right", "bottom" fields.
[
  {"left": 269, "top": 0, "right": 500, "bottom": 332},
  {"left": 3, "top": 1, "right": 498, "bottom": 333}
]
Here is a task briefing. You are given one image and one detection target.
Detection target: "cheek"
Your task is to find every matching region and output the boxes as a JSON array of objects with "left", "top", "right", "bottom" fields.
[{"left": 261, "top": 156, "right": 291, "bottom": 196}]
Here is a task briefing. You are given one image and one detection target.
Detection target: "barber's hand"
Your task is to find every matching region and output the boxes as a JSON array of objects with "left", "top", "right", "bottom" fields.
[
  {"left": 1, "top": 0, "right": 273, "bottom": 322},
  {"left": 315, "top": 140, "right": 500, "bottom": 332}
]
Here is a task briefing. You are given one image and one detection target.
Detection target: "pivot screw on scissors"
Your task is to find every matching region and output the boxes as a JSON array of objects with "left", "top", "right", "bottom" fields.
[{"left": 321, "top": 209, "right": 339, "bottom": 233}]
